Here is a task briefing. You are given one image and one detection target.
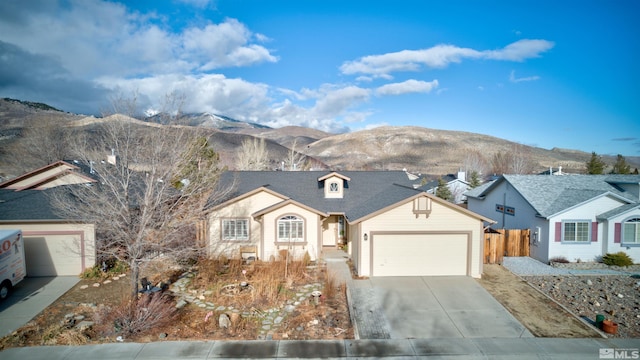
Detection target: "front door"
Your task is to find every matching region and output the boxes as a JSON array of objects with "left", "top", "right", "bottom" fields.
[{"left": 322, "top": 215, "right": 346, "bottom": 247}]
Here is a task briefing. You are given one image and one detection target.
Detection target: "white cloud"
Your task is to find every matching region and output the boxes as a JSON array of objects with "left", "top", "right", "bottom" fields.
[
  {"left": 376, "top": 79, "right": 439, "bottom": 96},
  {"left": 485, "top": 39, "right": 554, "bottom": 61},
  {"left": 340, "top": 39, "right": 554, "bottom": 78},
  {"left": 182, "top": 19, "right": 277, "bottom": 71},
  {"left": 0, "top": 2, "right": 277, "bottom": 79},
  {"left": 176, "top": 0, "right": 214, "bottom": 8},
  {"left": 509, "top": 70, "right": 541, "bottom": 83},
  {"left": 97, "top": 73, "right": 270, "bottom": 118},
  {"left": 311, "top": 85, "right": 371, "bottom": 119}
]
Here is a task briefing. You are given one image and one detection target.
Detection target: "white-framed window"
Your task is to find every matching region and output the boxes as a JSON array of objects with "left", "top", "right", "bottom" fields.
[
  {"left": 623, "top": 218, "right": 640, "bottom": 244},
  {"left": 563, "top": 221, "right": 590, "bottom": 242},
  {"left": 222, "top": 219, "right": 249, "bottom": 241},
  {"left": 329, "top": 182, "right": 339, "bottom": 192},
  {"left": 277, "top": 215, "right": 304, "bottom": 242}
]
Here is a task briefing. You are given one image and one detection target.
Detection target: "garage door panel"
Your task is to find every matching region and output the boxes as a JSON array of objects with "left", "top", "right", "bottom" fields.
[
  {"left": 24, "top": 236, "right": 82, "bottom": 276},
  {"left": 372, "top": 233, "right": 468, "bottom": 277}
]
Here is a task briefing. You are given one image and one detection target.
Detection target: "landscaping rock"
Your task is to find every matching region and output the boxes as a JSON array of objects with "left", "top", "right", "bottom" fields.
[
  {"left": 75, "top": 321, "right": 94, "bottom": 330},
  {"left": 219, "top": 313, "right": 231, "bottom": 329},
  {"left": 524, "top": 274, "right": 640, "bottom": 338}
]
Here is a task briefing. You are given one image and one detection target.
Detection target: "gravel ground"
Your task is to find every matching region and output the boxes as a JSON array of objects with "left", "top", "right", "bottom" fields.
[
  {"left": 502, "top": 257, "right": 637, "bottom": 276},
  {"left": 502, "top": 257, "right": 640, "bottom": 338}
]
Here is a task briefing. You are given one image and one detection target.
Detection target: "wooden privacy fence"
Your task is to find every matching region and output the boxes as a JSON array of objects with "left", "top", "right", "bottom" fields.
[{"left": 484, "top": 229, "right": 530, "bottom": 264}]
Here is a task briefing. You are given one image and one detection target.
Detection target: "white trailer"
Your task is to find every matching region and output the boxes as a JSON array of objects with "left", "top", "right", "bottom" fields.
[{"left": 0, "top": 230, "right": 26, "bottom": 301}]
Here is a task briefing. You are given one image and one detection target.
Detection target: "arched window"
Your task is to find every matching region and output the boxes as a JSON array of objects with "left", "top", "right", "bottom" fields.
[
  {"left": 278, "top": 215, "right": 304, "bottom": 242},
  {"left": 623, "top": 218, "right": 640, "bottom": 244}
]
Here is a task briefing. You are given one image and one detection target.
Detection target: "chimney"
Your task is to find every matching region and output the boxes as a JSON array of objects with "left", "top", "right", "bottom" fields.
[
  {"left": 457, "top": 169, "right": 466, "bottom": 182},
  {"left": 107, "top": 148, "right": 117, "bottom": 165}
]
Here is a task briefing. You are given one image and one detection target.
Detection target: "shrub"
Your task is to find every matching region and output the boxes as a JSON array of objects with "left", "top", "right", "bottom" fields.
[
  {"left": 549, "top": 256, "right": 569, "bottom": 264},
  {"left": 80, "top": 266, "right": 103, "bottom": 279},
  {"left": 95, "top": 294, "right": 178, "bottom": 337},
  {"left": 81, "top": 259, "right": 129, "bottom": 279},
  {"left": 323, "top": 271, "right": 337, "bottom": 301},
  {"left": 602, "top": 252, "right": 634, "bottom": 267},
  {"left": 302, "top": 251, "right": 311, "bottom": 266}
]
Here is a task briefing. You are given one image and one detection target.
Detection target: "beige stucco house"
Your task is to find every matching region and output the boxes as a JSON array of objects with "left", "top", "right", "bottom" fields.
[
  {"left": 0, "top": 161, "right": 96, "bottom": 276},
  {"left": 206, "top": 171, "right": 495, "bottom": 278}
]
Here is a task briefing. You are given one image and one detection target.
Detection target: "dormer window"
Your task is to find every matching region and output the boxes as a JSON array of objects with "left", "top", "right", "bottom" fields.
[
  {"left": 318, "top": 172, "right": 350, "bottom": 199},
  {"left": 329, "top": 182, "right": 339, "bottom": 192}
]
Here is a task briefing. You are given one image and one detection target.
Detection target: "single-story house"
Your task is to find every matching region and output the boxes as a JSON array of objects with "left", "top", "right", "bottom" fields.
[
  {"left": 465, "top": 174, "right": 640, "bottom": 264},
  {"left": 206, "top": 171, "right": 495, "bottom": 278},
  {"left": 419, "top": 171, "right": 470, "bottom": 204},
  {"left": 0, "top": 161, "right": 97, "bottom": 276}
]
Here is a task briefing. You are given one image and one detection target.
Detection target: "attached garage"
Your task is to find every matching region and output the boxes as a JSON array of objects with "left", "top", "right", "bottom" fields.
[
  {"left": 0, "top": 224, "right": 96, "bottom": 277},
  {"left": 0, "top": 163, "right": 98, "bottom": 277},
  {"left": 350, "top": 193, "right": 495, "bottom": 279},
  {"left": 371, "top": 232, "right": 470, "bottom": 276}
]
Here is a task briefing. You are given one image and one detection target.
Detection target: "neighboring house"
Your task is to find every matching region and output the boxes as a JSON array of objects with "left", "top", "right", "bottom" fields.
[
  {"left": 206, "top": 171, "right": 494, "bottom": 278},
  {"left": 419, "top": 171, "right": 470, "bottom": 204},
  {"left": 465, "top": 174, "right": 640, "bottom": 264},
  {"left": 0, "top": 161, "right": 97, "bottom": 276}
]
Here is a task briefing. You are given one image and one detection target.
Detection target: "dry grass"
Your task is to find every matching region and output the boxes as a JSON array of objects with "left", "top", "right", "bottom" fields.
[
  {"left": 194, "top": 255, "right": 313, "bottom": 310},
  {"left": 94, "top": 293, "right": 178, "bottom": 337}
]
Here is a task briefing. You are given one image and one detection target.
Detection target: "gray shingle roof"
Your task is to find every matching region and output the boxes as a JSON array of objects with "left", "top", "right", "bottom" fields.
[
  {"left": 597, "top": 203, "right": 640, "bottom": 220},
  {"left": 466, "top": 175, "right": 640, "bottom": 218},
  {"left": 211, "top": 171, "right": 423, "bottom": 222},
  {"left": 0, "top": 188, "right": 64, "bottom": 221}
]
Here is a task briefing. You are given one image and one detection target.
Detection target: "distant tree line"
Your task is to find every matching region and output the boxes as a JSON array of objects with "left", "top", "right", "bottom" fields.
[{"left": 586, "top": 152, "right": 638, "bottom": 174}]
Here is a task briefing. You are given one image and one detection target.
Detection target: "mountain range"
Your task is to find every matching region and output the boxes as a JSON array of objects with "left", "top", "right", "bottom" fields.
[{"left": 1, "top": 98, "right": 638, "bottom": 180}]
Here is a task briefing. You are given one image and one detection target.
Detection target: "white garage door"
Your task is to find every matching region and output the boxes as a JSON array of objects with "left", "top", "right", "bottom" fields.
[
  {"left": 24, "top": 235, "right": 83, "bottom": 276},
  {"left": 372, "top": 233, "right": 469, "bottom": 276}
]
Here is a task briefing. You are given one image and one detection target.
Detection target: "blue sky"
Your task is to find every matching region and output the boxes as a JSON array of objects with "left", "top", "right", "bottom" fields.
[{"left": 0, "top": 0, "right": 638, "bottom": 156}]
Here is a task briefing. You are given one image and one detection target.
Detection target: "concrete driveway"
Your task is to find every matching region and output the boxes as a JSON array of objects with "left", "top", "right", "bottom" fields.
[
  {"left": 0, "top": 276, "right": 79, "bottom": 337},
  {"left": 350, "top": 276, "right": 533, "bottom": 339}
]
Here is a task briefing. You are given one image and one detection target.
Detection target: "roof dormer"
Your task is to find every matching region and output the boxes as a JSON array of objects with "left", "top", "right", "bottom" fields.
[{"left": 318, "top": 172, "right": 350, "bottom": 199}]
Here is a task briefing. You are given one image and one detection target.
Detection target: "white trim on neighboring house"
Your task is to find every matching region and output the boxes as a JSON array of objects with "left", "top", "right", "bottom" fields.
[{"left": 544, "top": 191, "right": 634, "bottom": 220}]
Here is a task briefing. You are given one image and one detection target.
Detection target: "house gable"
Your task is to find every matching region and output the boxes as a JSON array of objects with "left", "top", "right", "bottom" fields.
[{"left": 0, "top": 160, "right": 96, "bottom": 191}]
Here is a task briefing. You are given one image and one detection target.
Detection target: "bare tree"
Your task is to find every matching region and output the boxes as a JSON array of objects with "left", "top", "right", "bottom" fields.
[
  {"left": 51, "top": 95, "right": 228, "bottom": 299},
  {"left": 509, "top": 144, "right": 535, "bottom": 174},
  {"left": 463, "top": 149, "right": 489, "bottom": 177},
  {"left": 237, "top": 137, "right": 270, "bottom": 170},
  {"left": 283, "top": 139, "right": 307, "bottom": 171},
  {"left": 490, "top": 145, "right": 535, "bottom": 175},
  {"left": 6, "top": 116, "right": 76, "bottom": 173}
]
